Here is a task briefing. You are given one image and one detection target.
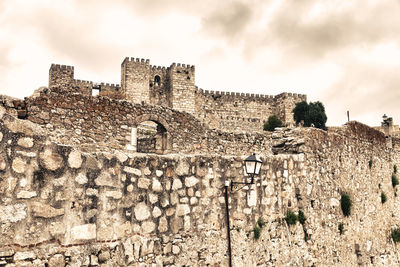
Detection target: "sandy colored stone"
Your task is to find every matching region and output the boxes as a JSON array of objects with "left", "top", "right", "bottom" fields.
[
  {"left": 48, "top": 254, "right": 64, "bottom": 267},
  {"left": 127, "top": 184, "right": 134, "bottom": 192},
  {"left": 98, "top": 250, "right": 111, "bottom": 263},
  {"left": 138, "top": 178, "right": 151, "bottom": 189},
  {"left": 156, "top": 170, "right": 163, "bottom": 177},
  {"left": 95, "top": 171, "right": 116, "bottom": 187},
  {"left": 17, "top": 137, "right": 34, "bottom": 148},
  {"left": 40, "top": 148, "right": 63, "bottom": 171},
  {"left": 176, "top": 204, "right": 190, "bottom": 216},
  {"left": 49, "top": 222, "right": 66, "bottom": 236},
  {"left": 134, "top": 202, "right": 150, "bottom": 221},
  {"left": 152, "top": 206, "right": 162, "bottom": 218},
  {"left": 141, "top": 221, "right": 156, "bottom": 234},
  {"left": 170, "top": 217, "right": 183, "bottom": 234},
  {"left": 143, "top": 167, "right": 151, "bottom": 175},
  {"left": 68, "top": 150, "right": 82, "bottom": 168},
  {"left": 116, "top": 221, "right": 132, "bottom": 238},
  {"left": 12, "top": 157, "right": 26, "bottom": 174},
  {"left": 105, "top": 190, "right": 122, "bottom": 199},
  {"left": 158, "top": 216, "right": 168, "bottom": 232},
  {"left": 31, "top": 202, "right": 64, "bottom": 218},
  {"left": 149, "top": 193, "right": 158, "bottom": 204},
  {"left": 0, "top": 155, "right": 6, "bottom": 171},
  {"left": 172, "top": 179, "right": 182, "bottom": 190},
  {"left": 185, "top": 176, "right": 199, "bottom": 187},
  {"left": 71, "top": 224, "right": 96, "bottom": 240},
  {"left": 0, "top": 203, "right": 27, "bottom": 223},
  {"left": 14, "top": 251, "right": 35, "bottom": 261},
  {"left": 176, "top": 159, "right": 190, "bottom": 176},
  {"left": 75, "top": 173, "right": 88, "bottom": 185},
  {"left": 17, "top": 190, "right": 37, "bottom": 199},
  {"left": 124, "top": 166, "right": 141, "bottom": 176},
  {"left": 172, "top": 245, "right": 181, "bottom": 254},
  {"left": 152, "top": 178, "right": 163, "bottom": 192}
]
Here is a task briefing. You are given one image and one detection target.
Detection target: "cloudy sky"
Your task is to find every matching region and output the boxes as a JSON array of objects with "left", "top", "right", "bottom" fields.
[{"left": 1, "top": 0, "right": 400, "bottom": 126}]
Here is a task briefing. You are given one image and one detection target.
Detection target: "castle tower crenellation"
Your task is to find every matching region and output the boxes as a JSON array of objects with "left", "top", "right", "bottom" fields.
[{"left": 49, "top": 56, "right": 306, "bottom": 132}]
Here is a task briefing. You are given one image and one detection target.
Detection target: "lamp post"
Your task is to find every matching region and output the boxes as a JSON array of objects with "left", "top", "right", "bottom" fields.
[{"left": 224, "top": 153, "right": 262, "bottom": 267}]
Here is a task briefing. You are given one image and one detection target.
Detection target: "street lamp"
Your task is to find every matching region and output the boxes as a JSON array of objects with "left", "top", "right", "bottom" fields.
[{"left": 224, "top": 153, "right": 262, "bottom": 267}]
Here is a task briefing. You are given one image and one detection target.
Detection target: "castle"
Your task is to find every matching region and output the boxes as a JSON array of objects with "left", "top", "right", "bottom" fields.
[
  {"left": 49, "top": 57, "right": 306, "bottom": 133},
  {"left": 3, "top": 57, "right": 400, "bottom": 266}
]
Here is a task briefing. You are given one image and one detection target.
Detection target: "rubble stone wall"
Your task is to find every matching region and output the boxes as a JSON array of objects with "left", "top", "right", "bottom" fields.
[{"left": 2, "top": 107, "right": 400, "bottom": 266}]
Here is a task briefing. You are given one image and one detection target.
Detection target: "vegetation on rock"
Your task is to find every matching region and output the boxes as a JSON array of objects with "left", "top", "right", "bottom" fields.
[
  {"left": 340, "top": 193, "right": 352, "bottom": 217},
  {"left": 264, "top": 115, "right": 283, "bottom": 131},
  {"left": 293, "top": 101, "right": 328, "bottom": 130}
]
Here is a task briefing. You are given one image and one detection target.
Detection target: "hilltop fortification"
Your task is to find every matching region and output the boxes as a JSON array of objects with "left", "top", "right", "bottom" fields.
[{"left": 49, "top": 58, "right": 306, "bottom": 132}]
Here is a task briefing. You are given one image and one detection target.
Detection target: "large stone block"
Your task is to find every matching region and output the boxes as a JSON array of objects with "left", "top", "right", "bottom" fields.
[
  {"left": 0, "top": 203, "right": 27, "bottom": 223},
  {"left": 68, "top": 150, "right": 82, "bottom": 168},
  {"left": 134, "top": 202, "right": 150, "bottom": 221},
  {"left": 71, "top": 224, "right": 96, "bottom": 240},
  {"left": 40, "top": 148, "right": 63, "bottom": 171},
  {"left": 31, "top": 202, "right": 64, "bottom": 218}
]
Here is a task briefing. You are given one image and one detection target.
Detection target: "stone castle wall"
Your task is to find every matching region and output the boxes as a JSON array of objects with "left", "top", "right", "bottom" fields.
[
  {"left": 2, "top": 106, "right": 400, "bottom": 266},
  {"left": 21, "top": 88, "right": 271, "bottom": 155},
  {"left": 48, "top": 58, "right": 306, "bottom": 133}
]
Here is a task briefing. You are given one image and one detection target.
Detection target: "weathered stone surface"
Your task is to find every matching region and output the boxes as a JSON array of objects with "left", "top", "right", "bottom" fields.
[
  {"left": 71, "top": 224, "right": 96, "bottom": 240},
  {"left": 176, "top": 160, "right": 190, "bottom": 176},
  {"left": 152, "top": 178, "right": 163, "bottom": 192},
  {"left": 14, "top": 251, "right": 35, "bottom": 261},
  {"left": 12, "top": 157, "right": 26, "bottom": 173},
  {"left": 172, "top": 245, "right": 180, "bottom": 255},
  {"left": 105, "top": 190, "right": 122, "bottom": 199},
  {"left": 170, "top": 217, "right": 183, "bottom": 234},
  {"left": 156, "top": 170, "right": 163, "bottom": 177},
  {"left": 149, "top": 193, "right": 158, "bottom": 204},
  {"left": 176, "top": 204, "right": 190, "bottom": 216},
  {"left": 134, "top": 202, "right": 150, "bottom": 221},
  {"left": 116, "top": 221, "right": 132, "bottom": 238},
  {"left": 75, "top": 173, "right": 88, "bottom": 185},
  {"left": 31, "top": 202, "right": 64, "bottom": 218},
  {"left": 172, "top": 179, "right": 182, "bottom": 190},
  {"left": 17, "top": 190, "right": 37, "bottom": 199},
  {"left": 143, "top": 167, "right": 151, "bottom": 176},
  {"left": 158, "top": 216, "right": 168, "bottom": 232},
  {"left": 49, "top": 222, "right": 66, "bottom": 236},
  {"left": 127, "top": 184, "right": 134, "bottom": 192},
  {"left": 185, "top": 176, "right": 199, "bottom": 187},
  {"left": 115, "top": 151, "right": 128, "bottom": 163},
  {"left": 40, "top": 148, "right": 63, "bottom": 171},
  {"left": 0, "top": 203, "right": 27, "bottom": 222},
  {"left": 0, "top": 155, "right": 6, "bottom": 170},
  {"left": 95, "top": 171, "right": 115, "bottom": 187},
  {"left": 98, "top": 250, "right": 111, "bottom": 263},
  {"left": 68, "top": 150, "right": 82, "bottom": 168},
  {"left": 3, "top": 115, "right": 44, "bottom": 136},
  {"left": 124, "top": 166, "right": 141, "bottom": 176},
  {"left": 141, "top": 221, "right": 156, "bottom": 234},
  {"left": 17, "top": 137, "right": 34, "bottom": 148},
  {"left": 48, "top": 254, "right": 64, "bottom": 267},
  {"left": 152, "top": 206, "right": 162, "bottom": 218},
  {"left": 0, "top": 248, "right": 14, "bottom": 257},
  {"left": 138, "top": 178, "right": 151, "bottom": 189}
]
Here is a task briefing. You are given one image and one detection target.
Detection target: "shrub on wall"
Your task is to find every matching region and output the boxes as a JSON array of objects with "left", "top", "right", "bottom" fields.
[
  {"left": 298, "top": 210, "right": 307, "bottom": 225},
  {"left": 381, "top": 192, "right": 387, "bottom": 204},
  {"left": 368, "top": 159, "right": 373, "bottom": 169},
  {"left": 293, "top": 101, "right": 328, "bottom": 130},
  {"left": 391, "top": 229, "right": 400, "bottom": 242},
  {"left": 394, "top": 164, "right": 398, "bottom": 174},
  {"left": 340, "top": 193, "right": 352, "bottom": 217},
  {"left": 285, "top": 210, "right": 298, "bottom": 225},
  {"left": 338, "top": 223, "right": 344, "bottom": 235},
  {"left": 392, "top": 174, "right": 399, "bottom": 188},
  {"left": 253, "top": 226, "right": 261, "bottom": 240},
  {"left": 263, "top": 115, "right": 283, "bottom": 131}
]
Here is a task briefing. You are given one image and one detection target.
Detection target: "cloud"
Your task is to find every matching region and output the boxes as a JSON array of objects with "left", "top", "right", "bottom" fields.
[{"left": 201, "top": 1, "right": 253, "bottom": 41}]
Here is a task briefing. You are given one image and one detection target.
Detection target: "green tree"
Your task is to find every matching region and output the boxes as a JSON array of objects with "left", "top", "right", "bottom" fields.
[
  {"left": 293, "top": 101, "right": 328, "bottom": 130},
  {"left": 264, "top": 115, "right": 283, "bottom": 131}
]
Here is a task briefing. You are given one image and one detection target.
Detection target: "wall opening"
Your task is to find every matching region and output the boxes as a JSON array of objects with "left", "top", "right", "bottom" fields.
[
  {"left": 154, "top": 75, "right": 161, "bottom": 87},
  {"left": 135, "top": 120, "right": 167, "bottom": 154}
]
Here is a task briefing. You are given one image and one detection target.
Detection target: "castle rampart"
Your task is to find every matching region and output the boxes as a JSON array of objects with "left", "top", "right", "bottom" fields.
[{"left": 48, "top": 57, "right": 306, "bottom": 132}]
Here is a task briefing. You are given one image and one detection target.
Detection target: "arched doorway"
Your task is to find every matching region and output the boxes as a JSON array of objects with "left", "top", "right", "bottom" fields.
[{"left": 130, "top": 115, "right": 170, "bottom": 154}]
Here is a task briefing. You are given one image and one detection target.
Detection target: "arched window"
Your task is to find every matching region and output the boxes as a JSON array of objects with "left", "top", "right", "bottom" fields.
[{"left": 154, "top": 75, "right": 161, "bottom": 86}]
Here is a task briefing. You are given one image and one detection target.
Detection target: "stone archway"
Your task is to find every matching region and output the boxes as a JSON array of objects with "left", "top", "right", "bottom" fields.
[{"left": 130, "top": 114, "right": 171, "bottom": 154}]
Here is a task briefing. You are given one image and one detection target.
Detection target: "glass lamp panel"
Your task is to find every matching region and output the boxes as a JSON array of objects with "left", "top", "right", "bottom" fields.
[
  {"left": 255, "top": 162, "right": 261, "bottom": 175},
  {"left": 245, "top": 160, "right": 256, "bottom": 175}
]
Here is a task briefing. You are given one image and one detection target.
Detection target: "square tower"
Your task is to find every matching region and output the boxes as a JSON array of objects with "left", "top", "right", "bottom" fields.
[{"left": 121, "top": 57, "right": 151, "bottom": 104}]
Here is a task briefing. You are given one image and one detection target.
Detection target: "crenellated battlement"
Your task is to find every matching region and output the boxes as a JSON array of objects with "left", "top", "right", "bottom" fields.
[
  {"left": 50, "top": 64, "right": 74, "bottom": 71},
  {"left": 49, "top": 56, "right": 306, "bottom": 132}
]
